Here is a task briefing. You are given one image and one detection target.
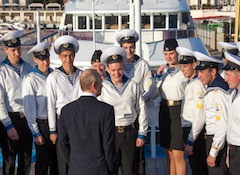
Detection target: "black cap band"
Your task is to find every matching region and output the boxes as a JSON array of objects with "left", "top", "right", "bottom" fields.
[
  {"left": 120, "top": 36, "right": 136, "bottom": 44},
  {"left": 222, "top": 61, "right": 240, "bottom": 71},
  {"left": 4, "top": 38, "right": 21, "bottom": 47},
  {"left": 106, "top": 55, "right": 123, "bottom": 64},
  {"left": 179, "top": 55, "right": 196, "bottom": 64},
  {"left": 91, "top": 50, "right": 102, "bottom": 63},
  {"left": 164, "top": 38, "right": 178, "bottom": 51},
  {"left": 59, "top": 43, "right": 75, "bottom": 53},
  {"left": 33, "top": 49, "right": 50, "bottom": 60},
  {"left": 195, "top": 61, "right": 219, "bottom": 70}
]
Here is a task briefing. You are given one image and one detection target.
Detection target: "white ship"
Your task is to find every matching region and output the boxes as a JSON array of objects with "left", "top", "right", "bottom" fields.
[{"left": 49, "top": 0, "right": 209, "bottom": 70}]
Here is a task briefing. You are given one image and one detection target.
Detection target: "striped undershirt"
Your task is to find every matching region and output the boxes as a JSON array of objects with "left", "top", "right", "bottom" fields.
[
  {"left": 114, "top": 83, "right": 125, "bottom": 95},
  {"left": 43, "top": 72, "right": 49, "bottom": 77},
  {"left": 67, "top": 73, "right": 75, "bottom": 85},
  {"left": 124, "top": 62, "right": 134, "bottom": 73},
  {"left": 167, "top": 66, "right": 181, "bottom": 77},
  {"left": 11, "top": 64, "right": 21, "bottom": 76}
]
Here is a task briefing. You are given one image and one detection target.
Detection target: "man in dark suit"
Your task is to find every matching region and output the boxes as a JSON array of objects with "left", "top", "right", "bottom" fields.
[{"left": 57, "top": 69, "right": 116, "bottom": 175}]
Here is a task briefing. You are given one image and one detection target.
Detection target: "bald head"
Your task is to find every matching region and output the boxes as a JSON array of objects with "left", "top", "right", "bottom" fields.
[{"left": 80, "top": 69, "right": 102, "bottom": 96}]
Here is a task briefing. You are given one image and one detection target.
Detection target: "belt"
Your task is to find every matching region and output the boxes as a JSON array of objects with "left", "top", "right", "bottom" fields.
[
  {"left": 8, "top": 112, "right": 25, "bottom": 118},
  {"left": 161, "top": 99, "right": 182, "bottom": 107},
  {"left": 229, "top": 144, "right": 240, "bottom": 151},
  {"left": 116, "top": 124, "right": 135, "bottom": 134},
  {"left": 36, "top": 118, "right": 48, "bottom": 124}
]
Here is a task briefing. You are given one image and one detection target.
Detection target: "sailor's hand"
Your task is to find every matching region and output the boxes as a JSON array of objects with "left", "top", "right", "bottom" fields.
[
  {"left": 207, "top": 155, "right": 216, "bottom": 167},
  {"left": 34, "top": 135, "right": 44, "bottom": 145},
  {"left": 136, "top": 138, "right": 145, "bottom": 147},
  {"left": 226, "top": 155, "right": 229, "bottom": 168},
  {"left": 7, "top": 127, "right": 19, "bottom": 141},
  {"left": 50, "top": 133, "right": 57, "bottom": 145},
  {"left": 184, "top": 144, "right": 194, "bottom": 155},
  {"left": 157, "top": 64, "right": 166, "bottom": 75}
]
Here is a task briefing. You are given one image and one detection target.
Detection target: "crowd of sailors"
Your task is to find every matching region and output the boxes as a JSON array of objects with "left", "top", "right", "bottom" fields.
[{"left": 0, "top": 28, "right": 239, "bottom": 175}]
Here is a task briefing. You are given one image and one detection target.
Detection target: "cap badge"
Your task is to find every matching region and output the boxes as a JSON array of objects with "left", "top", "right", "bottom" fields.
[
  {"left": 63, "top": 43, "right": 69, "bottom": 48},
  {"left": 124, "top": 36, "right": 130, "bottom": 40},
  {"left": 112, "top": 55, "right": 118, "bottom": 60},
  {"left": 96, "top": 59, "right": 99, "bottom": 62},
  {"left": 165, "top": 47, "right": 169, "bottom": 51},
  {"left": 40, "top": 50, "right": 46, "bottom": 55},
  {"left": 11, "top": 38, "right": 17, "bottom": 44}
]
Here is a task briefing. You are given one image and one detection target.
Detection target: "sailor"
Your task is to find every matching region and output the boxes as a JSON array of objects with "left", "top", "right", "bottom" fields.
[
  {"left": 22, "top": 42, "right": 58, "bottom": 175},
  {"left": 194, "top": 51, "right": 229, "bottom": 175},
  {"left": 91, "top": 50, "right": 107, "bottom": 80},
  {"left": 116, "top": 28, "right": 156, "bottom": 175},
  {"left": 47, "top": 35, "right": 83, "bottom": 175},
  {"left": 222, "top": 52, "right": 240, "bottom": 175},
  {"left": 176, "top": 47, "right": 208, "bottom": 175},
  {"left": 217, "top": 41, "right": 238, "bottom": 78},
  {"left": 155, "top": 38, "right": 188, "bottom": 175},
  {"left": 0, "top": 30, "right": 33, "bottom": 175},
  {"left": 98, "top": 46, "right": 148, "bottom": 175}
]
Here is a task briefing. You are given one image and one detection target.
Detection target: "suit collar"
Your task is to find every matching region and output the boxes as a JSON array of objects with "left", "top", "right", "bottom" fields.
[{"left": 81, "top": 92, "right": 96, "bottom": 97}]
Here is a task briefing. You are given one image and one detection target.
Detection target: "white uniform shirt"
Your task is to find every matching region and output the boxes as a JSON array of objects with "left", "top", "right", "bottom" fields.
[
  {"left": 99, "top": 77, "right": 148, "bottom": 136},
  {"left": 0, "top": 58, "right": 32, "bottom": 129},
  {"left": 124, "top": 56, "right": 156, "bottom": 101},
  {"left": 47, "top": 67, "right": 82, "bottom": 132},
  {"left": 227, "top": 89, "right": 240, "bottom": 146},
  {"left": 160, "top": 69, "right": 188, "bottom": 101},
  {"left": 204, "top": 75, "right": 230, "bottom": 157},
  {"left": 181, "top": 76, "right": 206, "bottom": 143},
  {"left": 22, "top": 67, "right": 53, "bottom": 138}
]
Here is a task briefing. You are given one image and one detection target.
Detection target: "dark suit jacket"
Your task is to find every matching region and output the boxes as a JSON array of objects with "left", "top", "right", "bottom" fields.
[{"left": 58, "top": 96, "right": 116, "bottom": 175}]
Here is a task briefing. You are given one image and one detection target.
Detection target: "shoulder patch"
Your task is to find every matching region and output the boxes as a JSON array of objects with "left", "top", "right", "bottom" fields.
[
  {"left": 215, "top": 103, "right": 222, "bottom": 121},
  {"left": 196, "top": 91, "right": 204, "bottom": 109}
]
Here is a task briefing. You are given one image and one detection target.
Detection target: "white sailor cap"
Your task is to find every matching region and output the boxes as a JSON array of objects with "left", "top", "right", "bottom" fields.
[
  {"left": 217, "top": 41, "right": 238, "bottom": 58},
  {"left": 115, "top": 29, "right": 139, "bottom": 44},
  {"left": 176, "top": 47, "right": 196, "bottom": 64},
  {"left": 28, "top": 42, "right": 51, "bottom": 60},
  {"left": 101, "top": 46, "right": 127, "bottom": 66},
  {"left": 222, "top": 52, "right": 240, "bottom": 71},
  {"left": 0, "top": 30, "right": 24, "bottom": 47},
  {"left": 236, "top": 42, "right": 240, "bottom": 52},
  {"left": 53, "top": 35, "right": 79, "bottom": 54},
  {"left": 194, "top": 51, "right": 222, "bottom": 70}
]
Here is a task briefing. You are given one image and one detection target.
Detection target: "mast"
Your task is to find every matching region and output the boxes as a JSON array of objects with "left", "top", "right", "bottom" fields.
[
  {"left": 234, "top": 0, "right": 240, "bottom": 42},
  {"left": 134, "top": 0, "right": 142, "bottom": 57},
  {"left": 92, "top": 0, "right": 96, "bottom": 51},
  {"left": 36, "top": 11, "right": 41, "bottom": 44}
]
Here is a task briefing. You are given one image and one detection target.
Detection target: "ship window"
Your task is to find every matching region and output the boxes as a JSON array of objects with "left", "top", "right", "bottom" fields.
[
  {"left": 90, "top": 16, "right": 102, "bottom": 29},
  {"left": 105, "top": 16, "right": 118, "bottom": 29},
  {"left": 169, "top": 14, "right": 177, "bottom": 28},
  {"left": 181, "top": 12, "right": 190, "bottom": 29},
  {"left": 78, "top": 16, "right": 86, "bottom": 29},
  {"left": 142, "top": 15, "right": 150, "bottom": 29},
  {"left": 154, "top": 14, "right": 166, "bottom": 29},
  {"left": 65, "top": 14, "right": 73, "bottom": 25},
  {"left": 122, "top": 16, "right": 129, "bottom": 29}
]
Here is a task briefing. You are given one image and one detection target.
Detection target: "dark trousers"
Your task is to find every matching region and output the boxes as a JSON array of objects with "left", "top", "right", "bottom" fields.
[
  {"left": 35, "top": 119, "right": 58, "bottom": 175},
  {"left": 229, "top": 145, "right": 240, "bottom": 175},
  {"left": 135, "top": 146, "right": 146, "bottom": 175},
  {"left": 134, "top": 120, "right": 146, "bottom": 175},
  {"left": 183, "top": 127, "right": 208, "bottom": 175},
  {"left": 56, "top": 119, "right": 68, "bottom": 175},
  {"left": 0, "top": 113, "right": 32, "bottom": 175},
  {"left": 116, "top": 128, "right": 137, "bottom": 175},
  {"left": 206, "top": 135, "right": 229, "bottom": 175}
]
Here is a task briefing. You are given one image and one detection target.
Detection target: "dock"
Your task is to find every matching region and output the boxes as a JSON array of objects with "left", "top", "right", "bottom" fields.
[{"left": 0, "top": 158, "right": 192, "bottom": 175}]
